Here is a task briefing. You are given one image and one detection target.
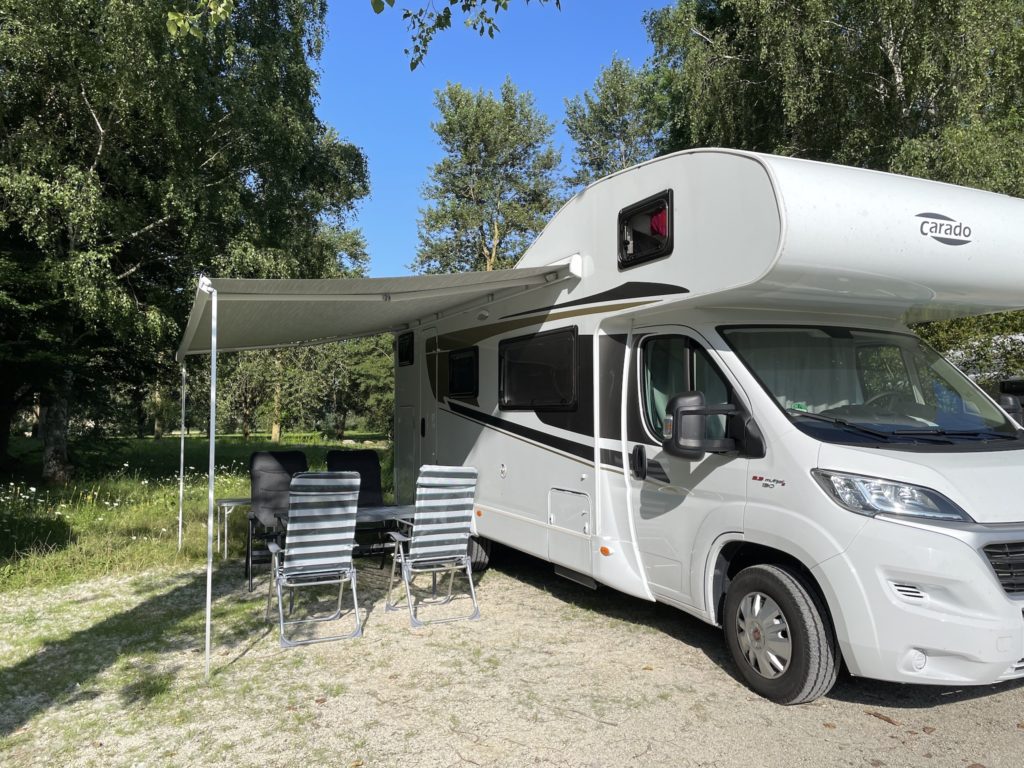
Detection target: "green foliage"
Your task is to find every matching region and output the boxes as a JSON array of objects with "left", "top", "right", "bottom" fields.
[
  {"left": 564, "top": 56, "right": 661, "bottom": 190},
  {"left": 370, "top": 0, "right": 561, "bottom": 70},
  {"left": 414, "top": 78, "right": 562, "bottom": 274},
  {"left": 1, "top": 0, "right": 369, "bottom": 472},
  {"left": 645, "top": 0, "right": 1024, "bottom": 166}
]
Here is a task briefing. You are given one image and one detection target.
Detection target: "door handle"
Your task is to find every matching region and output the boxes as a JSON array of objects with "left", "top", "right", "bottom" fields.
[
  {"left": 420, "top": 417, "right": 425, "bottom": 438},
  {"left": 629, "top": 444, "right": 648, "bottom": 480}
]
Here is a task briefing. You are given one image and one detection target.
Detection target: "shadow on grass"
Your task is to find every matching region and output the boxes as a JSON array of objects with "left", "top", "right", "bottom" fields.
[
  {"left": 487, "top": 544, "right": 1024, "bottom": 708},
  {"left": 0, "top": 564, "right": 256, "bottom": 737},
  {"left": 0, "top": 513, "right": 75, "bottom": 561}
]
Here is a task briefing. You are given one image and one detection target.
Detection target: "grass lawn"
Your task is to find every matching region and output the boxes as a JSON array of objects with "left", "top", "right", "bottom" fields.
[{"left": 1, "top": 434, "right": 392, "bottom": 591}]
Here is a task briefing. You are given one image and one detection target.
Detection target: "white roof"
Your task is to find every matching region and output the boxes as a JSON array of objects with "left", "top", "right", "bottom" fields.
[{"left": 175, "top": 266, "right": 573, "bottom": 361}]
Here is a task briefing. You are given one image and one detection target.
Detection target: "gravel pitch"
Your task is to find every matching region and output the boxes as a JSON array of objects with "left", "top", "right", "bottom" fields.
[{"left": 1, "top": 546, "right": 1023, "bottom": 767}]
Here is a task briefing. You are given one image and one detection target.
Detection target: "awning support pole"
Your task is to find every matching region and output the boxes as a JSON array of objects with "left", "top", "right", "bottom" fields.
[
  {"left": 200, "top": 278, "right": 218, "bottom": 680},
  {"left": 178, "top": 364, "right": 187, "bottom": 552}
]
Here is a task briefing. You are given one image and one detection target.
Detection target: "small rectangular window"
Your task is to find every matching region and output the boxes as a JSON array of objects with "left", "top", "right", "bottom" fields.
[
  {"left": 448, "top": 347, "right": 478, "bottom": 398},
  {"left": 618, "top": 190, "right": 673, "bottom": 269},
  {"left": 499, "top": 327, "right": 577, "bottom": 411},
  {"left": 397, "top": 332, "right": 414, "bottom": 366}
]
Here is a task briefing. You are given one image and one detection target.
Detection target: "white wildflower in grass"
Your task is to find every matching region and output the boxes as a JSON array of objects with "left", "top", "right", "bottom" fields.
[{"left": 28, "top": 486, "right": 36, "bottom": 493}]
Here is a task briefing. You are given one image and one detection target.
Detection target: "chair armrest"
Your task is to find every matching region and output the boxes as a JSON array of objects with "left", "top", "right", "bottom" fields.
[
  {"left": 268, "top": 541, "right": 282, "bottom": 554},
  {"left": 387, "top": 531, "right": 410, "bottom": 543}
]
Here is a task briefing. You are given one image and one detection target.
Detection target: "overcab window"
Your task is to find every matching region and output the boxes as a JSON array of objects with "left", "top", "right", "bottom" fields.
[
  {"left": 618, "top": 190, "right": 673, "bottom": 269},
  {"left": 499, "top": 327, "right": 577, "bottom": 411}
]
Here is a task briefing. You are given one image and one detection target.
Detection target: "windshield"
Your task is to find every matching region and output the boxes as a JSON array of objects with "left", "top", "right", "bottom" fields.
[{"left": 721, "top": 326, "right": 1021, "bottom": 447}]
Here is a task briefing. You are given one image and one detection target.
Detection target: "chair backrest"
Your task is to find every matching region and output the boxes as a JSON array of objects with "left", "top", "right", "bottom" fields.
[
  {"left": 282, "top": 472, "right": 360, "bottom": 576},
  {"left": 409, "top": 465, "right": 478, "bottom": 561},
  {"left": 250, "top": 451, "right": 309, "bottom": 527},
  {"left": 326, "top": 449, "right": 384, "bottom": 507}
]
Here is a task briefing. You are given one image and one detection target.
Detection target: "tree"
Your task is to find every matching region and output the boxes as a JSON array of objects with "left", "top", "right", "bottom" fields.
[
  {"left": 0, "top": 0, "right": 368, "bottom": 478},
  {"left": 181, "top": 2, "right": 562, "bottom": 70},
  {"left": 564, "top": 56, "right": 661, "bottom": 190},
  {"left": 643, "top": 0, "right": 1024, "bottom": 379},
  {"left": 369, "top": 0, "right": 561, "bottom": 70},
  {"left": 414, "top": 79, "right": 562, "bottom": 274}
]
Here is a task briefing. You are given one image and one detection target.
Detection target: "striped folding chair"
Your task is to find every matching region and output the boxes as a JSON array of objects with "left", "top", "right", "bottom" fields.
[
  {"left": 266, "top": 471, "right": 363, "bottom": 646},
  {"left": 385, "top": 465, "right": 480, "bottom": 627}
]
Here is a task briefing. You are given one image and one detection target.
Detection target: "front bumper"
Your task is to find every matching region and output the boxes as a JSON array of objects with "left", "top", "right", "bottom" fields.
[{"left": 814, "top": 515, "right": 1024, "bottom": 685}]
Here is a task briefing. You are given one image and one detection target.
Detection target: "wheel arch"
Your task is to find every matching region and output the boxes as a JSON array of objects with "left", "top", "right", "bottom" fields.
[{"left": 707, "top": 537, "right": 838, "bottom": 639}]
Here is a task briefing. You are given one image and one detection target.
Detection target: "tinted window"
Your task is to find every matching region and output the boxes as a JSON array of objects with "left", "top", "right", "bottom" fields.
[
  {"left": 397, "top": 332, "right": 414, "bottom": 367},
  {"left": 448, "top": 347, "right": 478, "bottom": 398},
  {"left": 500, "top": 327, "right": 577, "bottom": 410}
]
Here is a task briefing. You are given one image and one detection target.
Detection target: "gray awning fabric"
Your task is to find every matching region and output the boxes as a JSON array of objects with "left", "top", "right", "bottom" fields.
[{"left": 176, "top": 266, "right": 572, "bottom": 361}]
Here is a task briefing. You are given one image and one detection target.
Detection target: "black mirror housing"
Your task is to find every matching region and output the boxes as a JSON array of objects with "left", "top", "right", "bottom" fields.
[
  {"left": 998, "top": 393, "right": 1023, "bottom": 423},
  {"left": 662, "top": 391, "right": 738, "bottom": 460}
]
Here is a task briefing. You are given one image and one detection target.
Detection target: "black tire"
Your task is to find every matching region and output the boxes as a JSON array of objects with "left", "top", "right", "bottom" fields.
[
  {"left": 723, "top": 564, "right": 839, "bottom": 705},
  {"left": 468, "top": 535, "right": 492, "bottom": 572}
]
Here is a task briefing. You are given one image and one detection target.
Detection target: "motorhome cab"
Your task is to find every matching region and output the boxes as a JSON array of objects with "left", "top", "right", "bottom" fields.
[{"left": 393, "top": 149, "right": 1024, "bottom": 704}]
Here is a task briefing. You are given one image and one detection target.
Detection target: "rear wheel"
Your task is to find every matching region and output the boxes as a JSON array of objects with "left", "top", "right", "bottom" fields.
[
  {"left": 723, "top": 564, "right": 838, "bottom": 704},
  {"left": 468, "top": 535, "right": 492, "bottom": 572}
]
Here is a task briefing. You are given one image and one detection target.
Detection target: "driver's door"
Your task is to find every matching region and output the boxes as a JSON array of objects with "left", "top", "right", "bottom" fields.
[{"left": 624, "top": 327, "right": 748, "bottom": 610}]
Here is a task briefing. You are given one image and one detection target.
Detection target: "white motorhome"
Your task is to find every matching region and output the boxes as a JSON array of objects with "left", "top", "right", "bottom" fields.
[{"left": 391, "top": 149, "right": 1024, "bottom": 704}]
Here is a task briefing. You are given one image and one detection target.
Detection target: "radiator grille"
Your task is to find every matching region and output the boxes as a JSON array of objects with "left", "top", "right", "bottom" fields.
[{"left": 983, "top": 542, "right": 1024, "bottom": 595}]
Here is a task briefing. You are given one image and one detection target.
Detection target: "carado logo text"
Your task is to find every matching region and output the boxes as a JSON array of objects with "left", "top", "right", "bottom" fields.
[{"left": 915, "top": 212, "right": 972, "bottom": 246}]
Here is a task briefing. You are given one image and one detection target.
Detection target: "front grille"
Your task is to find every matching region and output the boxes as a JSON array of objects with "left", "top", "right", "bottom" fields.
[{"left": 983, "top": 542, "right": 1024, "bottom": 595}]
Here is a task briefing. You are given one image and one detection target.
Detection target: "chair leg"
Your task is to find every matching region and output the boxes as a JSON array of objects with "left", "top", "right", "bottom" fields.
[
  {"left": 265, "top": 550, "right": 281, "bottom": 621},
  {"left": 464, "top": 560, "right": 481, "bottom": 621},
  {"left": 349, "top": 572, "right": 363, "bottom": 638},
  {"left": 385, "top": 552, "right": 402, "bottom": 612},
  {"left": 403, "top": 562, "right": 423, "bottom": 628},
  {"left": 247, "top": 518, "right": 255, "bottom": 593},
  {"left": 276, "top": 578, "right": 290, "bottom": 647}
]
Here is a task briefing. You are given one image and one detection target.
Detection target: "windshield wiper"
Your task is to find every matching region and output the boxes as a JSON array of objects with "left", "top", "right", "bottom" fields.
[
  {"left": 785, "top": 409, "right": 895, "bottom": 440},
  {"left": 892, "top": 428, "right": 1019, "bottom": 441}
]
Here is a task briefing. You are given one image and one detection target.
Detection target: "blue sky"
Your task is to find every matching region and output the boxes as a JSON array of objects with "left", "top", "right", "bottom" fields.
[{"left": 316, "top": 1, "right": 669, "bottom": 276}]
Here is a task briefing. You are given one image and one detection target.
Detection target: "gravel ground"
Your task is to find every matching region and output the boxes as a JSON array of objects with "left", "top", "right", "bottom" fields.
[{"left": 1, "top": 546, "right": 1023, "bottom": 768}]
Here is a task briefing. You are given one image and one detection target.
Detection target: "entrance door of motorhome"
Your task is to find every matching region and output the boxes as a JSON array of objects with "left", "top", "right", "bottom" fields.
[
  {"left": 624, "top": 327, "right": 748, "bottom": 610},
  {"left": 420, "top": 328, "right": 437, "bottom": 466}
]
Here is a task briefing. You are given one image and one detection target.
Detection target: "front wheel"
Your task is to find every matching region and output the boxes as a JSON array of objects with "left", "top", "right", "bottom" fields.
[{"left": 723, "top": 564, "right": 839, "bottom": 704}]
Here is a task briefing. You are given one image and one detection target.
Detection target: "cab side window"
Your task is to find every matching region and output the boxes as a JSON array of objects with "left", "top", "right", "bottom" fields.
[{"left": 641, "top": 335, "right": 732, "bottom": 440}]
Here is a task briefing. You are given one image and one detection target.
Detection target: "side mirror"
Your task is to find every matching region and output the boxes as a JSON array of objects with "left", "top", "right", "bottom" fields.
[
  {"left": 998, "top": 393, "right": 1023, "bottom": 424},
  {"left": 662, "top": 391, "right": 738, "bottom": 460}
]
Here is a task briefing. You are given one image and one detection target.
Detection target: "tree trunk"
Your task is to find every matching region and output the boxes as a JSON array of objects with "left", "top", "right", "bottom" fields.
[
  {"left": 271, "top": 353, "right": 282, "bottom": 442},
  {"left": 40, "top": 387, "right": 73, "bottom": 483},
  {"left": 0, "top": 397, "right": 15, "bottom": 469},
  {"left": 153, "top": 386, "right": 164, "bottom": 439}
]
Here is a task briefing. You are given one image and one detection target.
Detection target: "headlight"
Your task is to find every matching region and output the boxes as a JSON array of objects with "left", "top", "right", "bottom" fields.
[{"left": 811, "top": 469, "right": 974, "bottom": 522}]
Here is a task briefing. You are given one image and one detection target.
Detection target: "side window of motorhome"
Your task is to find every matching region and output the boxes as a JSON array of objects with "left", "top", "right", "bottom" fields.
[
  {"left": 397, "top": 332, "right": 414, "bottom": 366},
  {"left": 618, "top": 190, "right": 673, "bottom": 269},
  {"left": 641, "top": 336, "right": 731, "bottom": 439},
  {"left": 448, "top": 347, "right": 479, "bottom": 398},
  {"left": 499, "top": 327, "right": 577, "bottom": 411}
]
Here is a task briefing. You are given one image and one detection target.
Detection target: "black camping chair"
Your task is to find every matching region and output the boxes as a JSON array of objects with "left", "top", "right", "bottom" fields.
[
  {"left": 325, "top": 449, "right": 384, "bottom": 508},
  {"left": 247, "top": 451, "right": 308, "bottom": 592},
  {"left": 326, "top": 448, "right": 387, "bottom": 560}
]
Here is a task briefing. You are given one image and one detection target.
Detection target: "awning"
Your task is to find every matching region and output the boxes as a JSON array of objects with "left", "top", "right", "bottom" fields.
[{"left": 176, "top": 265, "right": 575, "bottom": 361}]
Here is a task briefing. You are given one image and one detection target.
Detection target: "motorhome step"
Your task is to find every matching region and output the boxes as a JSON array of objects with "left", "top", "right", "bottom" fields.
[{"left": 554, "top": 565, "right": 597, "bottom": 589}]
